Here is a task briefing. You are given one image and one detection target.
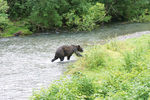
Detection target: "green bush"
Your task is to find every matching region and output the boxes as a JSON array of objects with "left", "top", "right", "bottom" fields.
[
  {"left": 0, "top": 0, "right": 9, "bottom": 13},
  {"left": 132, "top": 9, "right": 150, "bottom": 22},
  {"left": 124, "top": 46, "right": 146, "bottom": 71},
  {"left": 30, "top": 75, "right": 99, "bottom": 100},
  {"left": 64, "top": 3, "right": 111, "bottom": 31},
  {"left": 100, "top": 0, "right": 149, "bottom": 21},
  {"left": 26, "top": 0, "right": 70, "bottom": 29},
  {"left": 81, "top": 45, "right": 107, "bottom": 69},
  {"left": 7, "top": 0, "right": 30, "bottom": 19},
  {"left": 0, "top": 13, "right": 12, "bottom": 32},
  {"left": 98, "top": 69, "right": 150, "bottom": 99},
  {"left": 4, "top": 0, "right": 150, "bottom": 32},
  {"left": 0, "top": 0, "right": 13, "bottom": 32},
  {"left": 24, "top": 0, "right": 112, "bottom": 31}
]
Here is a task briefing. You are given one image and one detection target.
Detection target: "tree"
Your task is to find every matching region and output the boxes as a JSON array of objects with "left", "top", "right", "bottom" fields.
[
  {"left": 7, "top": 0, "right": 29, "bottom": 19},
  {"left": 63, "top": 2, "right": 111, "bottom": 31},
  {"left": 0, "top": 0, "right": 11, "bottom": 32},
  {"left": 95, "top": 0, "right": 149, "bottom": 21}
]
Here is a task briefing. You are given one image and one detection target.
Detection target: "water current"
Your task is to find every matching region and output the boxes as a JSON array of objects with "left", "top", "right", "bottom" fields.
[{"left": 0, "top": 22, "right": 150, "bottom": 100}]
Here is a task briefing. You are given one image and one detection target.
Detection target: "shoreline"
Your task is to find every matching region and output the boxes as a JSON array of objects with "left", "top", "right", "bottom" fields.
[{"left": 114, "top": 31, "right": 150, "bottom": 41}]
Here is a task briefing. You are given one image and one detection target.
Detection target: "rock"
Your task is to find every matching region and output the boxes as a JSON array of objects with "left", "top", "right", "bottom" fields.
[{"left": 14, "top": 31, "right": 23, "bottom": 36}]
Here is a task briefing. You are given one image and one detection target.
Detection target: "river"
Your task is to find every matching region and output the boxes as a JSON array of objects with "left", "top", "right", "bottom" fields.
[{"left": 0, "top": 22, "right": 150, "bottom": 100}]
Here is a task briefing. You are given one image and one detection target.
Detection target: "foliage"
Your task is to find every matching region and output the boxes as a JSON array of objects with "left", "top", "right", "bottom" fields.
[
  {"left": 64, "top": 3, "right": 111, "bottom": 31},
  {"left": 0, "top": 0, "right": 9, "bottom": 12},
  {"left": 98, "top": 0, "right": 149, "bottom": 21},
  {"left": 0, "top": 0, "right": 12, "bottom": 32},
  {"left": 6, "top": 0, "right": 111, "bottom": 31},
  {"left": 1, "top": 26, "right": 32, "bottom": 37},
  {"left": 74, "top": 34, "right": 150, "bottom": 99},
  {"left": 132, "top": 9, "right": 150, "bottom": 22},
  {"left": 30, "top": 75, "right": 99, "bottom": 100},
  {"left": 2, "top": 0, "right": 150, "bottom": 33},
  {"left": 30, "top": 34, "right": 150, "bottom": 99},
  {"left": 6, "top": 0, "right": 29, "bottom": 19},
  {"left": 1, "top": 0, "right": 149, "bottom": 36},
  {"left": 0, "top": 0, "right": 32, "bottom": 37},
  {"left": 78, "top": 45, "right": 107, "bottom": 69},
  {"left": 26, "top": 0, "right": 70, "bottom": 29}
]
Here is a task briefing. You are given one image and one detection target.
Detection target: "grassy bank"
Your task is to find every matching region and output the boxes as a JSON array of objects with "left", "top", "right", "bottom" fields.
[
  {"left": 30, "top": 34, "right": 150, "bottom": 100},
  {"left": 0, "top": 26, "right": 32, "bottom": 37},
  {"left": 0, "top": 20, "right": 33, "bottom": 37}
]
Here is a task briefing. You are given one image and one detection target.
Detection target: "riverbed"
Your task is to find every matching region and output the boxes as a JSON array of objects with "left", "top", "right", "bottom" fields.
[{"left": 0, "top": 22, "right": 150, "bottom": 100}]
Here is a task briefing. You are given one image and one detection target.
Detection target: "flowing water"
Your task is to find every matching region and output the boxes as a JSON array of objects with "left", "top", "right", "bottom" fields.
[{"left": 0, "top": 22, "right": 150, "bottom": 100}]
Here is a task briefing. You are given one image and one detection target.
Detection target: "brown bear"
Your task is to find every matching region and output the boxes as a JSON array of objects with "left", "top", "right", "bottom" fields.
[{"left": 51, "top": 45, "right": 83, "bottom": 62}]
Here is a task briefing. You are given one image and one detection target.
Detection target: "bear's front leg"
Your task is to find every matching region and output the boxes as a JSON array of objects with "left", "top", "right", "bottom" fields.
[
  {"left": 75, "top": 51, "right": 82, "bottom": 57},
  {"left": 60, "top": 57, "right": 64, "bottom": 61}
]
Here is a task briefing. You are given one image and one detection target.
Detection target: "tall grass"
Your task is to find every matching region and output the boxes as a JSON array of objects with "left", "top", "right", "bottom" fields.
[
  {"left": 30, "top": 75, "right": 99, "bottom": 100},
  {"left": 123, "top": 44, "right": 149, "bottom": 72},
  {"left": 30, "top": 34, "right": 150, "bottom": 100},
  {"left": 81, "top": 45, "right": 107, "bottom": 69}
]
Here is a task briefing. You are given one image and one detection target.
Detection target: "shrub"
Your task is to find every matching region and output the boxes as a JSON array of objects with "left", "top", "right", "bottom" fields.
[
  {"left": 79, "top": 45, "right": 107, "bottom": 69},
  {"left": 30, "top": 75, "right": 99, "bottom": 100},
  {"left": 64, "top": 3, "right": 111, "bottom": 31},
  {"left": 0, "top": 0, "right": 12, "bottom": 32},
  {"left": 132, "top": 9, "right": 150, "bottom": 22}
]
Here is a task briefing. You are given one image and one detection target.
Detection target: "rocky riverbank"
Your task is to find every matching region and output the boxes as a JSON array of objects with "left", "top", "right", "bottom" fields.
[{"left": 114, "top": 31, "right": 150, "bottom": 41}]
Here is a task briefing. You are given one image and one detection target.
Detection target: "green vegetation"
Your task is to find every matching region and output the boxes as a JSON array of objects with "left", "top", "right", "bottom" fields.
[
  {"left": 0, "top": 0, "right": 11, "bottom": 33},
  {"left": 1, "top": 26, "right": 32, "bottom": 37},
  {"left": 132, "top": 9, "right": 150, "bottom": 22},
  {"left": 30, "top": 76, "right": 98, "bottom": 100},
  {"left": 0, "top": 0, "right": 150, "bottom": 37},
  {"left": 0, "top": 0, "right": 32, "bottom": 37},
  {"left": 63, "top": 2, "right": 111, "bottom": 31},
  {"left": 0, "top": 20, "right": 33, "bottom": 37},
  {"left": 30, "top": 34, "right": 150, "bottom": 100}
]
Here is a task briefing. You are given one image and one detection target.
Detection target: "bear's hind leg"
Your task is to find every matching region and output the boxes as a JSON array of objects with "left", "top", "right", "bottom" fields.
[
  {"left": 67, "top": 55, "right": 72, "bottom": 60},
  {"left": 60, "top": 57, "right": 64, "bottom": 61}
]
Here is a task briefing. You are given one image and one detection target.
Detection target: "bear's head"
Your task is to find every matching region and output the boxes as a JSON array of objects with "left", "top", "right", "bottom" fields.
[{"left": 77, "top": 45, "right": 83, "bottom": 52}]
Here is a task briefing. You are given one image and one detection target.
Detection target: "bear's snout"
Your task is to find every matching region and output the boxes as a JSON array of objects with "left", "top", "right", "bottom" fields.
[{"left": 80, "top": 49, "right": 83, "bottom": 52}]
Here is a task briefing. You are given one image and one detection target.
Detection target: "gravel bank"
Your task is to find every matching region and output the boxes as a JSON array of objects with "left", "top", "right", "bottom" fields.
[
  {"left": 97, "top": 31, "right": 150, "bottom": 45},
  {"left": 114, "top": 31, "right": 150, "bottom": 41}
]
